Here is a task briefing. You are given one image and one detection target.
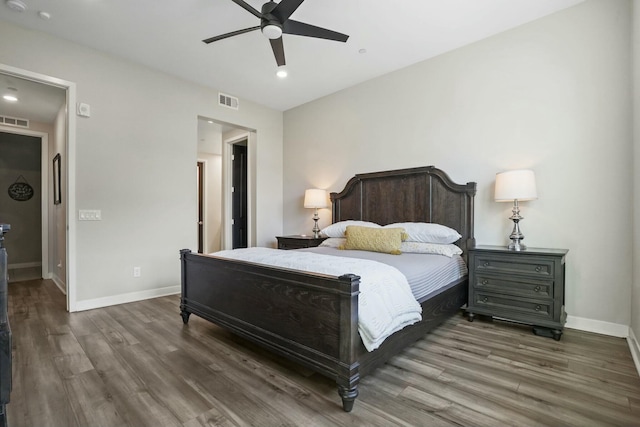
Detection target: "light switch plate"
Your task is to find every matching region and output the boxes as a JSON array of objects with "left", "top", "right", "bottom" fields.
[{"left": 79, "top": 209, "right": 101, "bottom": 221}]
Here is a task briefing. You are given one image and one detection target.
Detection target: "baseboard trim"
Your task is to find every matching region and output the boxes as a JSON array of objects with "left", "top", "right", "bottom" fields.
[
  {"left": 628, "top": 328, "right": 640, "bottom": 377},
  {"left": 51, "top": 274, "right": 66, "bottom": 295},
  {"left": 74, "top": 285, "right": 180, "bottom": 312},
  {"left": 565, "top": 315, "right": 629, "bottom": 338},
  {"left": 8, "top": 262, "right": 42, "bottom": 269}
]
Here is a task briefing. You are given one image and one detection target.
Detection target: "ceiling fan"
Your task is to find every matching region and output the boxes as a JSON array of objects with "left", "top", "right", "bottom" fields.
[{"left": 203, "top": 0, "right": 349, "bottom": 67}]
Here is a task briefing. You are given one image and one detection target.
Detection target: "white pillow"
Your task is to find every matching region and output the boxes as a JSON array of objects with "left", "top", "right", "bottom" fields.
[
  {"left": 384, "top": 222, "right": 461, "bottom": 244},
  {"left": 321, "top": 238, "right": 462, "bottom": 257},
  {"left": 321, "top": 220, "right": 381, "bottom": 238},
  {"left": 400, "top": 242, "right": 462, "bottom": 257}
]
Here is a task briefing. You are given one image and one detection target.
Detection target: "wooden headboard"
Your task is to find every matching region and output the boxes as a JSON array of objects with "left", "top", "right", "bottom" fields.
[{"left": 330, "top": 166, "right": 477, "bottom": 255}]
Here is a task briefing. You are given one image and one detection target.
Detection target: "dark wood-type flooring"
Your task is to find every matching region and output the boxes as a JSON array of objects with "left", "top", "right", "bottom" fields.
[{"left": 7, "top": 279, "right": 640, "bottom": 426}]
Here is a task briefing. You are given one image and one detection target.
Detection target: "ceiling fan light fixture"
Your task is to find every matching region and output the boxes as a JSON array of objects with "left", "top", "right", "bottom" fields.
[{"left": 262, "top": 23, "right": 282, "bottom": 40}]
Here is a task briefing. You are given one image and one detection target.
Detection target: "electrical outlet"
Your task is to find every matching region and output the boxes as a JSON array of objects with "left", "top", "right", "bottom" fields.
[{"left": 133, "top": 267, "right": 141, "bottom": 277}]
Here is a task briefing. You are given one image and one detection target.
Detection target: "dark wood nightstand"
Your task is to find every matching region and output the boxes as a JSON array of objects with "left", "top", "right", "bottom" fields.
[
  {"left": 466, "top": 245, "right": 568, "bottom": 340},
  {"left": 276, "top": 235, "right": 328, "bottom": 250}
]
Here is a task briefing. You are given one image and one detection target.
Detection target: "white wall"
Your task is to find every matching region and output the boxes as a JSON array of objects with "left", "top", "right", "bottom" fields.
[
  {"left": 284, "top": 0, "right": 632, "bottom": 330},
  {"left": 631, "top": 0, "right": 640, "bottom": 343},
  {"left": 0, "top": 21, "right": 283, "bottom": 306}
]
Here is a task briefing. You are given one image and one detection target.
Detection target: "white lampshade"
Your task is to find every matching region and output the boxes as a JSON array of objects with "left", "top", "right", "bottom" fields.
[
  {"left": 304, "top": 189, "right": 328, "bottom": 209},
  {"left": 495, "top": 169, "right": 538, "bottom": 202}
]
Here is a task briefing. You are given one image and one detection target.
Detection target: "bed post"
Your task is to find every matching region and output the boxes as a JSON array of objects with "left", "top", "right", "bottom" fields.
[
  {"left": 179, "top": 249, "right": 192, "bottom": 324},
  {"left": 336, "top": 273, "right": 360, "bottom": 412}
]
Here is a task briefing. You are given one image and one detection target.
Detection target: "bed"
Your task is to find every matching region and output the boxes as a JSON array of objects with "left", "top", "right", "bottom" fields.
[{"left": 179, "top": 165, "right": 476, "bottom": 411}]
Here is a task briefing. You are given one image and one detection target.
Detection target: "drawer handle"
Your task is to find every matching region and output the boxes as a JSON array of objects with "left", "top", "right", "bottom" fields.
[
  {"left": 534, "top": 285, "right": 541, "bottom": 292},
  {"left": 535, "top": 266, "right": 542, "bottom": 272},
  {"left": 481, "top": 279, "right": 488, "bottom": 285},
  {"left": 482, "top": 297, "right": 488, "bottom": 303},
  {"left": 483, "top": 262, "right": 490, "bottom": 267},
  {"left": 535, "top": 305, "right": 541, "bottom": 312}
]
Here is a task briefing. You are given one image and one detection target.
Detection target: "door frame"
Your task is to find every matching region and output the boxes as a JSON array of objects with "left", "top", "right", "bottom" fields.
[
  {"left": 222, "top": 132, "right": 256, "bottom": 250},
  {"left": 0, "top": 63, "right": 77, "bottom": 312}
]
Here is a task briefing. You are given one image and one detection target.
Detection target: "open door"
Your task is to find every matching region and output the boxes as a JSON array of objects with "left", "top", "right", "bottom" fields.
[
  {"left": 196, "top": 161, "right": 204, "bottom": 253},
  {"left": 231, "top": 142, "right": 248, "bottom": 249}
]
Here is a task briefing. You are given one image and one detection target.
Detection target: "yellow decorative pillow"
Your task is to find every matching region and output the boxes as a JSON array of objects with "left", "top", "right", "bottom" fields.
[{"left": 339, "top": 226, "right": 407, "bottom": 255}]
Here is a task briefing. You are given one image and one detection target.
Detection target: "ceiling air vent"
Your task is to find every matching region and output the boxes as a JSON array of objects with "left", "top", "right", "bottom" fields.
[
  {"left": 218, "top": 93, "right": 239, "bottom": 110},
  {"left": 0, "top": 115, "right": 29, "bottom": 129}
]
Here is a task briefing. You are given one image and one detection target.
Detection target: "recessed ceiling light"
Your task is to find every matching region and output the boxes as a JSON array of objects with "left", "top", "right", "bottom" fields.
[
  {"left": 3, "top": 95, "right": 18, "bottom": 102},
  {"left": 5, "top": 0, "right": 27, "bottom": 12},
  {"left": 38, "top": 10, "right": 51, "bottom": 20},
  {"left": 276, "top": 67, "right": 287, "bottom": 78}
]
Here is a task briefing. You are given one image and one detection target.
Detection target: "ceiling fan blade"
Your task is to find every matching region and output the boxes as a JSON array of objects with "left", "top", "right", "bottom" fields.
[
  {"left": 271, "top": 0, "right": 305, "bottom": 22},
  {"left": 230, "top": 0, "right": 263, "bottom": 19},
  {"left": 283, "top": 20, "right": 349, "bottom": 42},
  {"left": 269, "top": 37, "right": 286, "bottom": 66},
  {"left": 203, "top": 26, "right": 260, "bottom": 44}
]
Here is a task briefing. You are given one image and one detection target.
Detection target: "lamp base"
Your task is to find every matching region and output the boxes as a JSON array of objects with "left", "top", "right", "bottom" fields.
[
  {"left": 506, "top": 200, "right": 527, "bottom": 251},
  {"left": 508, "top": 240, "right": 526, "bottom": 251},
  {"left": 311, "top": 209, "right": 321, "bottom": 238}
]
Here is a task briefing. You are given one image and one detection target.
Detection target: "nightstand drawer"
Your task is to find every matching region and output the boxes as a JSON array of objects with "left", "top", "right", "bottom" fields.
[
  {"left": 276, "top": 235, "right": 328, "bottom": 250},
  {"left": 473, "top": 275, "right": 552, "bottom": 298},
  {"left": 473, "top": 292, "right": 553, "bottom": 320},
  {"left": 278, "top": 240, "right": 307, "bottom": 250},
  {"left": 474, "top": 255, "right": 555, "bottom": 278}
]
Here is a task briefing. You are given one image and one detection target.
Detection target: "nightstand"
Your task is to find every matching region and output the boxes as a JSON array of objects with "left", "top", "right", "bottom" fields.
[
  {"left": 276, "top": 235, "right": 328, "bottom": 250},
  {"left": 466, "top": 245, "right": 568, "bottom": 340}
]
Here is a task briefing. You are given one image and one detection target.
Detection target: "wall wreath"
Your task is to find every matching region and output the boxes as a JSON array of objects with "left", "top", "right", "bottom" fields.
[{"left": 7, "top": 175, "right": 34, "bottom": 202}]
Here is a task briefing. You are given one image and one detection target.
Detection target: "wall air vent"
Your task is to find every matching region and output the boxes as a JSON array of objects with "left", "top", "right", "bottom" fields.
[
  {"left": 0, "top": 115, "right": 29, "bottom": 129},
  {"left": 218, "top": 93, "right": 239, "bottom": 110}
]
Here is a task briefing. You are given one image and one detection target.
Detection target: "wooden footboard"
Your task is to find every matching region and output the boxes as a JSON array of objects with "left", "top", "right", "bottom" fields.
[
  {"left": 180, "top": 249, "right": 468, "bottom": 411},
  {"left": 180, "top": 249, "right": 362, "bottom": 411}
]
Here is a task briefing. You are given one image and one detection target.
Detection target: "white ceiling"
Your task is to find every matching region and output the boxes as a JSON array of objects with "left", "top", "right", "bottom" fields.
[{"left": 0, "top": 0, "right": 584, "bottom": 121}]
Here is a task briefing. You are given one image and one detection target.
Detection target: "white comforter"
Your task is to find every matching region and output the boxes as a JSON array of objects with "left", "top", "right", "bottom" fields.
[{"left": 213, "top": 247, "right": 422, "bottom": 352}]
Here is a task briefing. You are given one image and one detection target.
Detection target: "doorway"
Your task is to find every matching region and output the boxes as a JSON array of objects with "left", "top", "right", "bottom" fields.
[
  {"left": 0, "top": 65, "right": 76, "bottom": 312},
  {"left": 0, "top": 132, "right": 43, "bottom": 282},
  {"left": 197, "top": 118, "right": 256, "bottom": 252}
]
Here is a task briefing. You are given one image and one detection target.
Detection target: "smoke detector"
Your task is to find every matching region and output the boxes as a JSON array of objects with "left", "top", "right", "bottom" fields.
[{"left": 5, "top": 0, "right": 27, "bottom": 12}]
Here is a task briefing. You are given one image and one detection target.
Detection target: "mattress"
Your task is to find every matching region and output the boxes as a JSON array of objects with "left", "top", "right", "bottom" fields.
[{"left": 301, "top": 246, "right": 468, "bottom": 302}]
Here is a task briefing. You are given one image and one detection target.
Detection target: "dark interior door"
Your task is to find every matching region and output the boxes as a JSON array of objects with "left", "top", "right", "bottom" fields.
[
  {"left": 196, "top": 161, "right": 204, "bottom": 253},
  {"left": 232, "top": 142, "right": 248, "bottom": 249}
]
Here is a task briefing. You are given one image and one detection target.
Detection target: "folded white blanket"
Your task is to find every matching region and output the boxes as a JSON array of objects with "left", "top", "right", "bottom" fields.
[{"left": 214, "top": 247, "right": 422, "bottom": 351}]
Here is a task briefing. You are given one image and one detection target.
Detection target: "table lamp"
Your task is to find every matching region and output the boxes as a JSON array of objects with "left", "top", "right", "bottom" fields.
[
  {"left": 494, "top": 169, "right": 537, "bottom": 251},
  {"left": 304, "top": 189, "right": 328, "bottom": 238}
]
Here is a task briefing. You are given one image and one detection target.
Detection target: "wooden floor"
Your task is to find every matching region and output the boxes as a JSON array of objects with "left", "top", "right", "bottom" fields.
[{"left": 6, "top": 279, "right": 640, "bottom": 427}]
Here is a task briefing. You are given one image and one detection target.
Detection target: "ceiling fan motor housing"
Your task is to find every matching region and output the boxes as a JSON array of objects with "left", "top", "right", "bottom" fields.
[{"left": 260, "top": 1, "right": 282, "bottom": 39}]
